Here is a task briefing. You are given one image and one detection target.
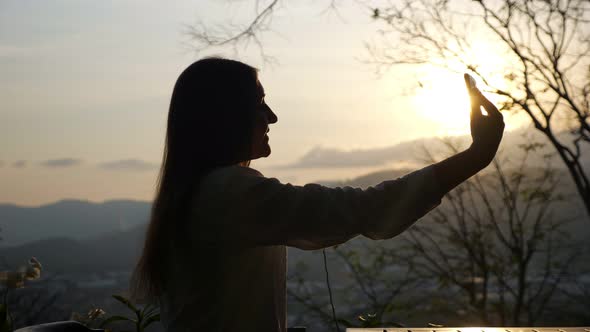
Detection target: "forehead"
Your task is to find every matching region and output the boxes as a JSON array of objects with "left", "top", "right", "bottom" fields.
[{"left": 256, "top": 79, "right": 265, "bottom": 96}]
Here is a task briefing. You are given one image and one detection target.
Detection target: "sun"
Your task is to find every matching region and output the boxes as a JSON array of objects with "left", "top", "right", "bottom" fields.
[
  {"left": 412, "top": 68, "right": 473, "bottom": 136},
  {"left": 410, "top": 40, "right": 510, "bottom": 136}
]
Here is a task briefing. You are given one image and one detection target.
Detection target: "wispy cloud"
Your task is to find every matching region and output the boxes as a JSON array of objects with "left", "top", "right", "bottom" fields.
[
  {"left": 12, "top": 160, "right": 27, "bottom": 168},
  {"left": 275, "top": 142, "right": 423, "bottom": 169},
  {"left": 98, "top": 159, "right": 159, "bottom": 172},
  {"left": 40, "top": 158, "right": 82, "bottom": 168}
]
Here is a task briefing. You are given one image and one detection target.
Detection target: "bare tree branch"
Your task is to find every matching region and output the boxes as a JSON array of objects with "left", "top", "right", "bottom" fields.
[
  {"left": 369, "top": 0, "right": 590, "bottom": 218},
  {"left": 185, "top": 0, "right": 352, "bottom": 64}
]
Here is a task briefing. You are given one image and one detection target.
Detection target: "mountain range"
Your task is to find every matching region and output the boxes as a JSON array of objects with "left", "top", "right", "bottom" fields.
[
  {"left": 1, "top": 128, "right": 589, "bottom": 273},
  {"left": 0, "top": 199, "right": 150, "bottom": 247}
]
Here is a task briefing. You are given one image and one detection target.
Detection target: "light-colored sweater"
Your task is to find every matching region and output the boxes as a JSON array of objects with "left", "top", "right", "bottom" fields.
[{"left": 158, "top": 164, "right": 443, "bottom": 332}]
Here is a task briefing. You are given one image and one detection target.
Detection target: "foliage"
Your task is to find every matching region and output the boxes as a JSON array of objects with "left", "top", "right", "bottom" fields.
[
  {"left": 0, "top": 257, "right": 42, "bottom": 290},
  {"left": 70, "top": 308, "right": 107, "bottom": 329},
  {"left": 0, "top": 257, "right": 43, "bottom": 332},
  {"left": 99, "top": 295, "right": 160, "bottom": 332}
]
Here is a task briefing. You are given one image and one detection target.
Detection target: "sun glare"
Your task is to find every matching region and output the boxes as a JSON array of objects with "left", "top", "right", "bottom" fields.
[
  {"left": 412, "top": 68, "right": 473, "bottom": 136},
  {"left": 407, "top": 38, "right": 516, "bottom": 136},
  {"left": 411, "top": 40, "right": 510, "bottom": 136}
]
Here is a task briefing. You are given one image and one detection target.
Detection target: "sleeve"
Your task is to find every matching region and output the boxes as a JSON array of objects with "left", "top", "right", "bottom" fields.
[{"left": 195, "top": 165, "right": 444, "bottom": 250}]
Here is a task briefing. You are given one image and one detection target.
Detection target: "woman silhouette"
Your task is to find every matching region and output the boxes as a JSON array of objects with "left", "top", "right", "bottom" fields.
[{"left": 129, "top": 57, "right": 504, "bottom": 332}]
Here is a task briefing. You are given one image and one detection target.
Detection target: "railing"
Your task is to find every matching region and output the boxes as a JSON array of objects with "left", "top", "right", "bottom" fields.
[{"left": 346, "top": 328, "right": 590, "bottom": 332}]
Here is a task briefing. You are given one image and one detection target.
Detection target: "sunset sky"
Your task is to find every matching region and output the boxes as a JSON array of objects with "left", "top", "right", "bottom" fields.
[{"left": 0, "top": 0, "right": 526, "bottom": 206}]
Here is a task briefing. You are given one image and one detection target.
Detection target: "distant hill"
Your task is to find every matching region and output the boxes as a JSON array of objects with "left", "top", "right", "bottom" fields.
[
  {"left": 321, "top": 164, "right": 588, "bottom": 235},
  {"left": 283, "top": 127, "right": 590, "bottom": 177},
  {"left": 0, "top": 163, "right": 586, "bottom": 277},
  {"left": 0, "top": 223, "right": 147, "bottom": 273},
  {"left": 0, "top": 199, "right": 150, "bottom": 247},
  {"left": 1, "top": 127, "right": 589, "bottom": 274}
]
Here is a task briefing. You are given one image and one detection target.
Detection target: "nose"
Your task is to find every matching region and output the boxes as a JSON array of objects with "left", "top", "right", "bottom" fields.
[{"left": 266, "top": 104, "right": 278, "bottom": 124}]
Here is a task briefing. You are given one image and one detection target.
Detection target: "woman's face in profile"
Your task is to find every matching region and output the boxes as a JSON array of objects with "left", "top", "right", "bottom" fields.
[{"left": 250, "top": 79, "right": 278, "bottom": 160}]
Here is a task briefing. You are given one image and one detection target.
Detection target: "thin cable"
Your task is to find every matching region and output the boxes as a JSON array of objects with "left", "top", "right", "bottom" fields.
[{"left": 322, "top": 248, "right": 340, "bottom": 332}]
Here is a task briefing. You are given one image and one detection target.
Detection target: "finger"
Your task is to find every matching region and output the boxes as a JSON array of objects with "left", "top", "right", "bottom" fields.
[
  {"left": 475, "top": 90, "right": 503, "bottom": 120},
  {"left": 464, "top": 74, "right": 477, "bottom": 105},
  {"left": 463, "top": 74, "right": 483, "bottom": 122},
  {"left": 463, "top": 73, "right": 477, "bottom": 91}
]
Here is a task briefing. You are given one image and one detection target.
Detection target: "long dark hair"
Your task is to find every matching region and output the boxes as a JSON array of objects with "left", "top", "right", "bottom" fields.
[{"left": 129, "top": 57, "right": 259, "bottom": 304}]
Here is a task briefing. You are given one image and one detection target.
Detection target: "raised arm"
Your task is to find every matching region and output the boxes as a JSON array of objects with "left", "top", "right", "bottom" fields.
[
  {"left": 432, "top": 74, "right": 505, "bottom": 195},
  {"left": 192, "top": 74, "right": 504, "bottom": 250},
  {"left": 193, "top": 164, "right": 443, "bottom": 250}
]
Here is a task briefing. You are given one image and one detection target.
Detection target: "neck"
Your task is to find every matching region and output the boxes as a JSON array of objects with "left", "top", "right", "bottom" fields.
[{"left": 238, "top": 160, "right": 251, "bottom": 167}]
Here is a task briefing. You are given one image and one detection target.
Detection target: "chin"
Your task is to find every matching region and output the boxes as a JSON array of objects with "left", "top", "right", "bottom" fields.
[
  {"left": 259, "top": 149, "right": 271, "bottom": 159},
  {"left": 251, "top": 146, "right": 271, "bottom": 160}
]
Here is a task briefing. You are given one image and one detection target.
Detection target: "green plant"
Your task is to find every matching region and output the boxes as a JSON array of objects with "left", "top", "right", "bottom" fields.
[
  {"left": 70, "top": 307, "right": 107, "bottom": 329},
  {"left": 99, "top": 295, "right": 160, "bottom": 332},
  {"left": 0, "top": 257, "right": 42, "bottom": 332}
]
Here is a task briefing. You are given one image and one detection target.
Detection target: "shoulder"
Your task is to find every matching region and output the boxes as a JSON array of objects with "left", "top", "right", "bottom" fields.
[
  {"left": 204, "top": 165, "right": 263, "bottom": 182},
  {"left": 191, "top": 166, "right": 266, "bottom": 214},
  {"left": 198, "top": 165, "right": 266, "bottom": 193}
]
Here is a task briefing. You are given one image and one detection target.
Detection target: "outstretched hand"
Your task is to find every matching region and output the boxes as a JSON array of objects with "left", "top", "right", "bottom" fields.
[
  {"left": 465, "top": 73, "right": 505, "bottom": 166},
  {"left": 431, "top": 74, "right": 506, "bottom": 196}
]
